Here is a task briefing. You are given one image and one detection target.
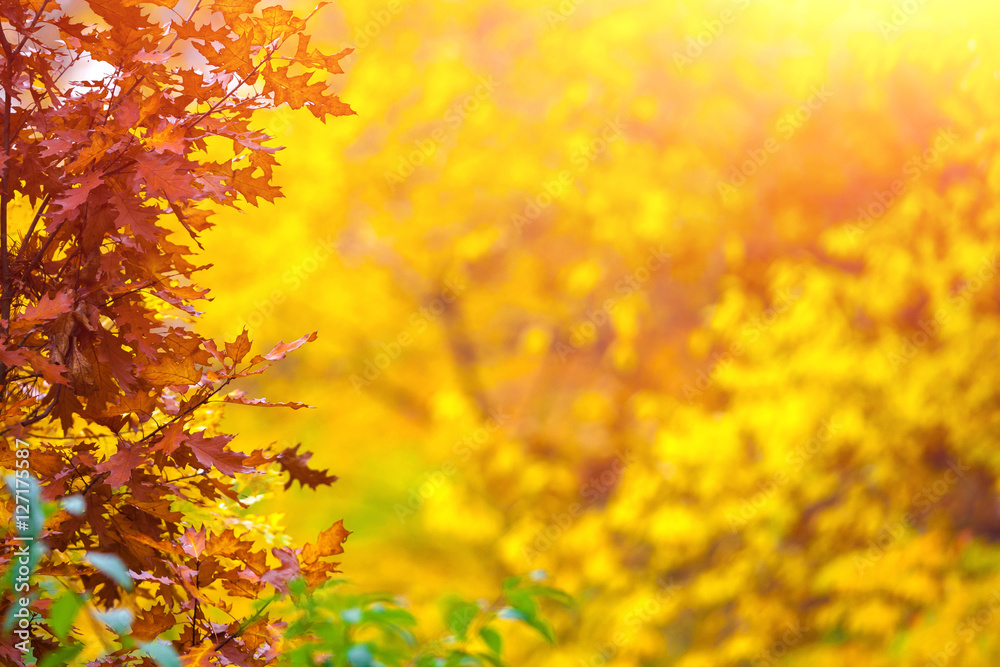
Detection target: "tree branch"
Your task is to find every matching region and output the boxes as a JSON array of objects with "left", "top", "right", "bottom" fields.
[{"left": 15, "top": 192, "right": 51, "bottom": 265}]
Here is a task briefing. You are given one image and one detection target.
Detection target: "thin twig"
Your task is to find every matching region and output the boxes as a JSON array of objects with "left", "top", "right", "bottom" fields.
[
  {"left": 214, "top": 597, "right": 276, "bottom": 652},
  {"left": 14, "top": 193, "right": 52, "bottom": 265}
]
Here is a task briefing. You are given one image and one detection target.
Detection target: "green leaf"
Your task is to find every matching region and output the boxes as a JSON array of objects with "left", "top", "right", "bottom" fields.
[
  {"left": 474, "top": 651, "right": 504, "bottom": 667},
  {"left": 39, "top": 644, "right": 83, "bottom": 667},
  {"left": 94, "top": 607, "right": 132, "bottom": 634},
  {"left": 501, "top": 586, "right": 558, "bottom": 644},
  {"left": 479, "top": 626, "right": 502, "bottom": 655},
  {"left": 519, "top": 585, "right": 575, "bottom": 607},
  {"left": 289, "top": 576, "right": 309, "bottom": 596},
  {"left": 501, "top": 576, "right": 522, "bottom": 591},
  {"left": 49, "top": 592, "right": 84, "bottom": 641},
  {"left": 445, "top": 599, "right": 480, "bottom": 639},
  {"left": 523, "top": 615, "right": 556, "bottom": 644},
  {"left": 84, "top": 552, "right": 133, "bottom": 591},
  {"left": 369, "top": 606, "right": 416, "bottom": 627},
  {"left": 505, "top": 590, "right": 538, "bottom": 620},
  {"left": 497, "top": 608, "right": 525, "bottom": 621},
  {"left": 138, "top": 639, "right": 181, "bottom": 667}
]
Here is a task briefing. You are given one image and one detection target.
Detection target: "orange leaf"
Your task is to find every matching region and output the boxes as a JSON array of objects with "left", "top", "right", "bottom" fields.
[
  {"left": 254, "top": 331, "right": 318, "bottom": 362},
  {"left": 18, "top": 291, "right": 72, "bottom": 325},
  {"left": 143, "top": 357, "right": 202, "bottom": 386},
  {"left": 224, "top": 329, "right": 252, "bottom": 364}
]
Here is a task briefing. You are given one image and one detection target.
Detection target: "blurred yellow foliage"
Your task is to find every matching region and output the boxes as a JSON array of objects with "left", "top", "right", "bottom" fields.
[{"left": 199, "top": 0, "right": 1000, "bottom": 664}]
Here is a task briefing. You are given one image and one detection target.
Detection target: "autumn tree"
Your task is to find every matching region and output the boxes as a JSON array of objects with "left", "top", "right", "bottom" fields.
[
  {"left": 0, "top": 2, "right": 571, "bottom": 665},
  {"left": 0, "top": 0, "right": 356, "bottom": 663}
]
